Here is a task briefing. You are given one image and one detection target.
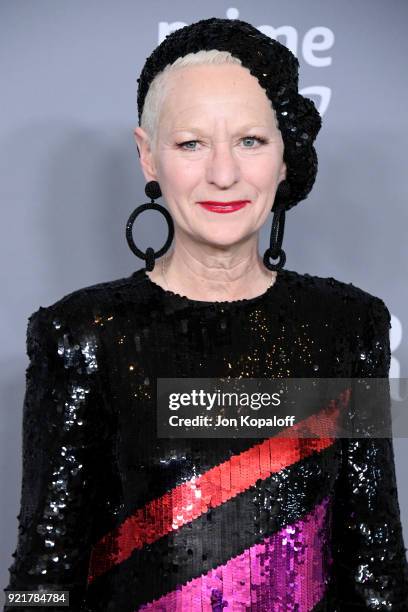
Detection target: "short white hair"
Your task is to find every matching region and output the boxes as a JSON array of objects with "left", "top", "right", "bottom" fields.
[{"left": 140, "top": 49, "right": 243, "bottom": 153}]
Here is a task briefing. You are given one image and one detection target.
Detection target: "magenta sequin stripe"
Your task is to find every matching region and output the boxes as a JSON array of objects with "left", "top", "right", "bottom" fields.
[{"left": 138, "top": 495, "right": 332, "bottom": 611}]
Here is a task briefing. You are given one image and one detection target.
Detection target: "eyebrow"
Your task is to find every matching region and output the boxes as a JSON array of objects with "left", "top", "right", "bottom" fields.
[{"left": 171, "top": 124, "right": 272, "bottom": 135}]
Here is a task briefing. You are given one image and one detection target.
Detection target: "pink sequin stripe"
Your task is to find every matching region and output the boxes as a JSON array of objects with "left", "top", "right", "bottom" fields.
[{"left": 137, "top": 495, "right": 332, "bottom": 612}]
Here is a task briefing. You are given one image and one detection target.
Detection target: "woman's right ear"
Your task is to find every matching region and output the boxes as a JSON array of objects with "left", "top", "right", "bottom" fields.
[{"left": 133, "top": 127, "right": 157, "bottom": 182}]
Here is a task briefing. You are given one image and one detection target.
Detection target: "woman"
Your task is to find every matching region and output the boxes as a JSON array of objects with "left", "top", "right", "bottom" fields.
[{"left": 4, "top": 17, "right": 408, "bottom": 612}]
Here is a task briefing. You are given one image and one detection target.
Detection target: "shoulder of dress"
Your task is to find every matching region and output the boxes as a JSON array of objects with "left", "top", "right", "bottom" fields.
[
  {"left": 285, "top": 269, "right": 389, "bottom": 322},
  {"left": 26, "top": 269, "right": 146, "bottom": 341}
]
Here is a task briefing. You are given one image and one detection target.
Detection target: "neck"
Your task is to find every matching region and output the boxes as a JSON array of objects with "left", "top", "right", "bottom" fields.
[{"left": 148, "top": 241, "right": 277, "bottom": 301}]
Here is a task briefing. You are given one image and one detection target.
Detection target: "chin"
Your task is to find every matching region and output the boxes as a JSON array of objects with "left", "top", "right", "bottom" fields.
[{"left": 199, "top": 230, "right": 250, "bottom": 249}]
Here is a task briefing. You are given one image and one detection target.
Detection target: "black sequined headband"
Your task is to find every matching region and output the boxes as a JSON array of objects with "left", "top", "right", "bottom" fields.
[{"left": 136, "top": 17, "right": 322, "bottom": 211}]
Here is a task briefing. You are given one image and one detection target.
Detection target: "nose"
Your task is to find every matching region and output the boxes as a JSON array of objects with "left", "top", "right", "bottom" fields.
[{"left": 205, "top": 140, "right": 240, "bottom": 189}]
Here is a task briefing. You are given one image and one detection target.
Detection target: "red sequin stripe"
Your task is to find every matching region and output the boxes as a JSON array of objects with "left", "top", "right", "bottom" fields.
[{"left": 87, "top": 389, "right": 350, "bottom": 584}]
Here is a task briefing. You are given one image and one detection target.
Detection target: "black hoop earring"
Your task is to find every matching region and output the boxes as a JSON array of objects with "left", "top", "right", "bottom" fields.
[
  {"left": 263, "top": 180, "right": 291, "bottom": 272},
  {"left": 126, "top": 180, "right": 174, "bottom": 272}
]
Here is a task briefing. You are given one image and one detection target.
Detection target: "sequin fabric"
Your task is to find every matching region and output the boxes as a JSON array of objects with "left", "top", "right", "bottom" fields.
[
  {"left": 136, "top": 17, "right": 322, "bottom": 212},
  {"left": 3, "top": 266, "right": 408, "bottom": 611}
]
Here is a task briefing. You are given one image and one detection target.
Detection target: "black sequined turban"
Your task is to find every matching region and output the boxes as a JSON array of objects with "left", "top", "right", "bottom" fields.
[{"left": 136, "top": 17, "right": 322, "bottom": 211}]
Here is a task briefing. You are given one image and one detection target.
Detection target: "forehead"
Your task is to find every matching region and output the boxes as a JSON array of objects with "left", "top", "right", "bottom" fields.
[{"left": 159, "top": 63, "right": 276, "bottom": 126}]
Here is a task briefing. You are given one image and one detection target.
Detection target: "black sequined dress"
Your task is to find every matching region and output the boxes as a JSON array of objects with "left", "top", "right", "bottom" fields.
[{"left": 4, "top": 266, "right": 408, "bottom": 611}]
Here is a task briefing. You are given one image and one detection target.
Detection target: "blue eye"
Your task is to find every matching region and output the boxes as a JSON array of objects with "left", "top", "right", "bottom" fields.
[
  {"left": 177, "top": 140, "right": 199, "bottom": 150},
  {"left": 241, "top": 136, "right": 267, "bottom": 147}
]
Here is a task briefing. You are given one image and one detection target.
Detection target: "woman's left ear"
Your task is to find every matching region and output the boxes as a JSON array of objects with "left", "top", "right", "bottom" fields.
[{"left": 279, "top": 161, "right": 287, "bottom": 182}]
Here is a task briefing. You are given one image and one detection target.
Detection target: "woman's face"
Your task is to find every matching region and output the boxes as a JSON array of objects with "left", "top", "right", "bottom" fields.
[{"left": 134, "top": 63, "right": 287, "bottom": 249}]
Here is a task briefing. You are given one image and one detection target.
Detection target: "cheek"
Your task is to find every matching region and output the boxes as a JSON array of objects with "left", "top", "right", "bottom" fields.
[
  {"left": 155, "top": 161, "right": 196, "bottom": 214},
  {"left": 245, "top": 156, "right": 281, "bottom": 191},
  {"left": 160, "top": 156, "right": 200, "bottom": 194}
]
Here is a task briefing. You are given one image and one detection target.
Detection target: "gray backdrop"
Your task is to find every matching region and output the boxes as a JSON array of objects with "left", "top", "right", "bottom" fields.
[{"left": 1, "top": 0, "right": 407, "bottom": 597}]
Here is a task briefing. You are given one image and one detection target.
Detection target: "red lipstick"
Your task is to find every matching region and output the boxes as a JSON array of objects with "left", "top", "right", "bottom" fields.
[{"left": 197, "top": 200, "right": 250, "bottom": 214}]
